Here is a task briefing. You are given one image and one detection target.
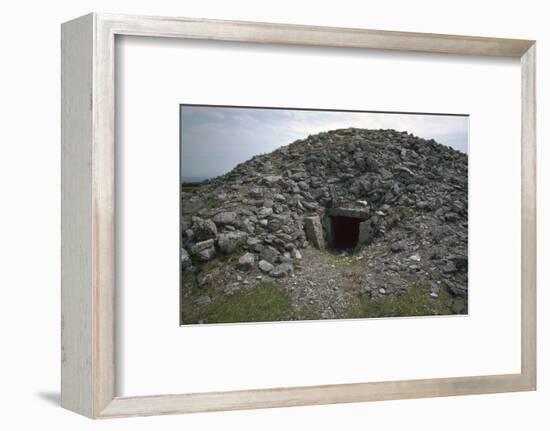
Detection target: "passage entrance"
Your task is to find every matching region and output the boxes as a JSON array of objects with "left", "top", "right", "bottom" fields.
[{"left": 330, "top": 216, "right": 361, "bottom": 250}]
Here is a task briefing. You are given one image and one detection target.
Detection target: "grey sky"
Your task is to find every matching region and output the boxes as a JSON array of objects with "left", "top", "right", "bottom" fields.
[{"left": 180, "top": 106, "right": 468, "bottom": 182}]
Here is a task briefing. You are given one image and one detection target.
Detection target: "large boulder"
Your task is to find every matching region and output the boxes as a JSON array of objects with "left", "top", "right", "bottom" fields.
[
  {"left": 217, "top": 231, "right": 248, "bottom": 254},
  {"left": 262, "top": 175, "right": 282, "bottom": 185},
  {"left": 258, "top": 207, "right": 273, "bottom": 218},
  {"left": 390, "top": 241, "right": 406, "bottom": 253},
  {"left": 236, "top": 252, "right": 255, "bottom": 272},
  {"left": 190, "top": 239, "right": 216, "bottom": 261},
  {"left": 260, "top": 246, "right": 280, "bottom": 264},
  {"left": 192, "top": 216, "right": 218, "bottom": 241},
  {"left": 213, "top": 211, "right": 238, "bottom": 226},
  {"left": 258, "top": 260, "right": 275, "bottom": 273},
  {"left": 269, "top": 262, "right": 293, "bottom": 278},
  {"left": 248, "top": 187, "right": 264, "bottom": 199}
]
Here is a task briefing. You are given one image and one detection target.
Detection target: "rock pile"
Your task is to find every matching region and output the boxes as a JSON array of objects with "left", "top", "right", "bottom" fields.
[{"left": 181, "top": 128, "right": 468, "bottom": 315}]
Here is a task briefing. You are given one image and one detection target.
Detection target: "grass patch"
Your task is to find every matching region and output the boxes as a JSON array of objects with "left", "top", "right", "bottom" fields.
[
  {"left": 199, "top": 258, "right": 223, "bottom": 272},
  {"left": 180, "top": 271, "right": 197, "bottom": 296},
  {"left": 181, "top": 271, "right": 197, "bottom": 287},
  {"left": 202, "top": 197, "right": 223, "bottom": 210},
  {"left": 351, "top": 286, "right": 452, "bottom": 319},
  {"left": 295, "top": 303, "right": 323, "bottom": 321},
  {"left": 181, "top": 182, "right": 201, "bottom": 193},
  {"left": 181, "top": 282, "right": 293, "bottom": 324},
  {"left": 184, "top": 196, "right": 224, "bottom": 217}
]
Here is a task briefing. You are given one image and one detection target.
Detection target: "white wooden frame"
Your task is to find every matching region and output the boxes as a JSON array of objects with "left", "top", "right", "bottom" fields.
[{"left": 61, "top": 13, "right": 537, "bottom": 419}]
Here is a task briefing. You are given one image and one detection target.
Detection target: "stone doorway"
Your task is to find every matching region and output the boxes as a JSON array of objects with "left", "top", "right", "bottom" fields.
[
  {"left": 330, "top": 216, "right": 361, "bottom": 250},
  {"left": 304, "top": 209, "right": 372, "bottom": 252},
  {"left": 325, "top": 207, "right": 371, "bottom": 251}
]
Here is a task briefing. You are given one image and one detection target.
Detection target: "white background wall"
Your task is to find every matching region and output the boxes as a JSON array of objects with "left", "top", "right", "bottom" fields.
[{"left": 0, "top": 0, "right": 547, "bottom": 429}]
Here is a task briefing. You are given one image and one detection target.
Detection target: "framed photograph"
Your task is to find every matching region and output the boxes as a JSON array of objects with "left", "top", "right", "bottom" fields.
[
  {"left": 179, "top": 104, "right": 470, "bottom": 324},
  {"left": 61, "top": 13, "right": 536, "bottom": 418}
]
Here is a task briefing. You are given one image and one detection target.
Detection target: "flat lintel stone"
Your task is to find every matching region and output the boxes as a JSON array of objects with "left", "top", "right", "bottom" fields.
[{"left": 327, "top": 207, "right": 369, "bottom": 219}]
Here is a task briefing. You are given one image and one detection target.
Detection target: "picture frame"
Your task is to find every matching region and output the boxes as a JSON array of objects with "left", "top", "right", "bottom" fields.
[{"left": 61, "top": 12, "right": 536, "bottom": 419}]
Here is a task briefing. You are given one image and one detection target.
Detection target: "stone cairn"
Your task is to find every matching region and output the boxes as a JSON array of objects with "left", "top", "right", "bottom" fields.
[{"left": 181, "top": 128, "right": 468, "bottom": 309}]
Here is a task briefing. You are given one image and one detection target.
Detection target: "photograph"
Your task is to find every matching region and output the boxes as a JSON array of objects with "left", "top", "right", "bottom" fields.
[{"left": 179, "top": 105, "right": 468, "bottom": 324}]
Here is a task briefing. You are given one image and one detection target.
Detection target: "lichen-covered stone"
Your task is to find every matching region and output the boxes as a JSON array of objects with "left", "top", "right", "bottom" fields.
[
  {"left": 236, "top": 252, "right": 255, "bottom": 272},
  {"left": 190, "top": 239, "right": 216, "bottom": 262},
  {"left": 181, "top": 247, "right": 191, "bottom": 268},
  {"left": 217, "top": 231, "right": 248, "bottom": 254},
  {"left": 192, "top": 217, "right": 218, "bottom": 241},
  {"left": 304, "top": 216, "right": 325, "bottom": 249},
  {"left": 358, "top": 220, "right": 374, "bottom": 246},
  {"left": 269, "top": 262, "right": 293, "bottom": 278},
  {"left": 258, "top": 260, "right": 274, "bottom": 273},
  {"left": 213, "top": 211, "right": 238, "bottom": 226}
]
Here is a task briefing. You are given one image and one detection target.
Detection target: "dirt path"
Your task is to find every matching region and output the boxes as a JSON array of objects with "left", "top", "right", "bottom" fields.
[{"left": 278, "top": 247, "right": 365, "bottom": 319}]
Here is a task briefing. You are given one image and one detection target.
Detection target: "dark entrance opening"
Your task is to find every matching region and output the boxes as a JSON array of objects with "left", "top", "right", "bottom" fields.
[{"left": 330, "top": 216, "right": 361, "bottom": 250}]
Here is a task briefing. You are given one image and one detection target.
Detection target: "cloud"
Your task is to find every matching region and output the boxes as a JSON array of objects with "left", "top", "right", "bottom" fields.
[{"left": 180, "top": 106, "right": 468, "bottom": 181}]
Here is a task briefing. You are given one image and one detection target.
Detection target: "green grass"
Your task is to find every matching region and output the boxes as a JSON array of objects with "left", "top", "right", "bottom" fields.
[
  {"left": 199, "top": 258, "right": 223, "bottom": 272},
  {"left": 295, "top": 303, "right": 323, "bottom": 321},
  {"left": 181, "top": 183, "right": 201, "bottom": 193},
  {"left": 351, "top": 286, "right": 452, "bottom": 319},
  {"left": 181, "top": 282, "right": 293, "bottom": 324},
  {"left": 185, "top": 196, "right": 223, "bottom": 217},
  {"left": 202, "top": 197, "right": 223, "bottom": 209},
  {"left": 181, "top": 271, "right": 197, "bottom": 288}
]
